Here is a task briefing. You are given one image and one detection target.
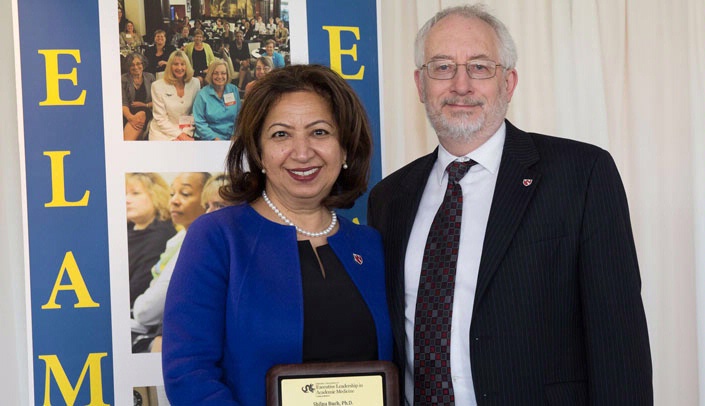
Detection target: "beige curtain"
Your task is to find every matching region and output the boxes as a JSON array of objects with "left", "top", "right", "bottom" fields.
[{"left": 379, "top": 1, "right": 703, "bottom": 404}]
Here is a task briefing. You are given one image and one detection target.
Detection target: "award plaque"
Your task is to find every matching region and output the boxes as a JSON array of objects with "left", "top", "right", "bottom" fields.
[{"left": 266, "top": 361, "right": 399, "bottom": 406}]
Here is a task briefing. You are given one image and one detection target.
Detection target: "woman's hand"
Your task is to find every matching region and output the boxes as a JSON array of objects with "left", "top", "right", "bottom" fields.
[
  {"left": 126, "top": 114, "right": 144, "bottom": 130},
  {"left": 175, "top": 133, "right": 194, "bottom": 141},
  {"left": 130, "top": 101, "right": 149, "bottom": 108}
]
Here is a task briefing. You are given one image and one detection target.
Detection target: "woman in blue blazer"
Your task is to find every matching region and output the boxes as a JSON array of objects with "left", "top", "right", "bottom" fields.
[{"left": 162, "top": 65, "right": 393, "bottom": 405}]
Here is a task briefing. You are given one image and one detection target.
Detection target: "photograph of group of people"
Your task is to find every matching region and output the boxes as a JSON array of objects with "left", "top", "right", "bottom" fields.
[
  {"left": 126, "top": 172, "right": 229, "bottom": 354},
  {"left": 126, "top": 172, "right": 229, "bottom": 406},
  {"left": 118, "top": 1, "right": 290, "bottom": 141}
]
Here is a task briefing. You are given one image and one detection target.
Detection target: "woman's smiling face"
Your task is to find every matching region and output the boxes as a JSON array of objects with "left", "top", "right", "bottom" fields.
[{"left": 259, "top": 91, "right": 345, "bottom": 208}]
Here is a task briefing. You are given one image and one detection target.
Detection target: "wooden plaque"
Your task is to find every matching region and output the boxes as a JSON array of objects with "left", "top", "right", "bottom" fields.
[{"left": 266, "top": 360, "right": 399, "bottom": 406}]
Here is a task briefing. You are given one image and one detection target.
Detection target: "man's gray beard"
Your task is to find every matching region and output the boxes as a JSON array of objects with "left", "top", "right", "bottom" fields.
[
  {"left": 425, "top": 97, "right": 509, "bottom": 145},
  {"left": 426, "top": 107, "right": 484, "bottom": 144}
]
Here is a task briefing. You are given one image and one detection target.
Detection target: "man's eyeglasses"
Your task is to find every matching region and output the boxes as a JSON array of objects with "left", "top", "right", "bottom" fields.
[{"left": 421, "top": 59, "right": 504, "bottom": 80}]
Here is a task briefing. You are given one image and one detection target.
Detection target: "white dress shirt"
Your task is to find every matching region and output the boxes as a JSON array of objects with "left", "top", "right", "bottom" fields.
[{"left": 404, "top": 123, "right": 505, "bottom": 405}]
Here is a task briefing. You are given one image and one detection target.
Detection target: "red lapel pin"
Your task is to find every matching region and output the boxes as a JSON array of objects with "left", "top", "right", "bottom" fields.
[
  {"left": 353, "top": 253, "right": 363, "bottom": 265},
  {"left": 523, "top": 179, "right": 533, "bottom": 187}
]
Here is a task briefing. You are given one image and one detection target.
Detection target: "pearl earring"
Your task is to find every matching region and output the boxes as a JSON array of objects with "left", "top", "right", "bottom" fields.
[
  {"left": 343, "top": 162, "right": 348, "bottom": 170},
  {"left": 261, "top": 168, "right": 266, "bottom": 174}
]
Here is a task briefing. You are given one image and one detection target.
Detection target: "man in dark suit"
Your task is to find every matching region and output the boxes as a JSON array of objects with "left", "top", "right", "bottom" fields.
[{"left": 367, "top": 5, "right": 652, "bottom": 405}]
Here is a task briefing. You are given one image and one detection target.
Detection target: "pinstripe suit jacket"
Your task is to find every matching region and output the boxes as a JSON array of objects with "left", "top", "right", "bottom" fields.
[{"left": 367, "top": 121, "right": 652, "bottom": 405}]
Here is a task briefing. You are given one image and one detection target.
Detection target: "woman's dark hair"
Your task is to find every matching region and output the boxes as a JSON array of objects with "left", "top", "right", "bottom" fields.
[
  {"left": 221, "top": 64, "right": 373, "bottom": 209},
  {"left": 123, "top": 52, "right": 148, "bottom": 72}
]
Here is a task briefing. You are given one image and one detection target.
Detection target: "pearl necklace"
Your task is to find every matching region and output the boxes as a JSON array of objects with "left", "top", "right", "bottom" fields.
[{"left": 261, "top": 190, "right": 337, "bottom": 237}]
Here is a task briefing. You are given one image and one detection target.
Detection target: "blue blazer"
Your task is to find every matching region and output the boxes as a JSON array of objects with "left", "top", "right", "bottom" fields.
[
  {"left": 163, "top": 204, "right": 393, "bottom": 405},
  {"left": 368, "top": 121, "right": 652, "bottom": 405}
]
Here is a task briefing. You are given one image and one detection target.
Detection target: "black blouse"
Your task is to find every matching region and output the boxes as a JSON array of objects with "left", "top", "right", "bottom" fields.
[
  {"left": 192, "top": 48, "right": 208, "bottom": 76},
  {"left": 298, "top": 241, "right": 378, "bottom": 362},
  {"left": 128, "top": 219, "right": 176, "bottom": 306},
  {"left": 144, "top": 45, "right": 176, "bottom": 74}
]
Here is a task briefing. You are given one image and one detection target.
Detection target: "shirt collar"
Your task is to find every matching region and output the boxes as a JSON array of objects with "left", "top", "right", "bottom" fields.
[{"left": 433, "top": 121, "right": 506, "bottom": 185}]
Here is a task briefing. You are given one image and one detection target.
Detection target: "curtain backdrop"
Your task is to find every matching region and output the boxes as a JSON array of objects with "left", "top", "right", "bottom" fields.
[
  {"left": 1, "top": 1, "right": 703, "bottom": 404},
  {"left": 378, "top": 1, "right": 703, "bottom": 404}
]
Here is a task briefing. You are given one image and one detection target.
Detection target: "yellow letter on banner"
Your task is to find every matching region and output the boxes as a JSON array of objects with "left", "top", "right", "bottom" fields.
[
  {"left": 39, "top": 353, "right": 109, "bottom": 406},
  {"left": 322, "top": 26, "right": 365, "bottom": 80},
  {"left": 42, "top": 251, "right": 99, "bottom": 309},
  {"left": 44, "top": 151, "right": 90, "bottom": 207},
  {"left": 37, "top": 49, "right": 86, "bottom": 106}
]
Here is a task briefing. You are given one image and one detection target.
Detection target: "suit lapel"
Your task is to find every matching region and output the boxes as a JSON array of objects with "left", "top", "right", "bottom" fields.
[
  {"left": 474, "top": 121, "right": 541, "bottom": 306},
  {"left": 392, "top": 149, "right": 438, "bottom": 268},
  {"left": 383, "top": 150, "right": 437, "bottom": 366}
]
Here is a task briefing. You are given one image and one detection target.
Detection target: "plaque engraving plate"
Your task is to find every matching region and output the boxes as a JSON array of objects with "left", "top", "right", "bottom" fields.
[{"left": 266, "top": 361, "right": 399, "bottom": 406}]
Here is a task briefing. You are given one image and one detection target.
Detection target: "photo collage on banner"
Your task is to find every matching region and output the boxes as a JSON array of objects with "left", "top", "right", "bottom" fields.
[{"left": 115, "top": 2, "right": 294, "bottom": 404}]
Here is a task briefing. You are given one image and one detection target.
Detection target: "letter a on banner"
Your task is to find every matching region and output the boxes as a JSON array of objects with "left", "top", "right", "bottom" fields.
[{"left": 41, "top": 251, "right": 99, "bottom": 309}]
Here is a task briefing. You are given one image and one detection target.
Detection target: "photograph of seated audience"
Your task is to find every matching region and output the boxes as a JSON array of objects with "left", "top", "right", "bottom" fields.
[
  {"left": 122, "top": 53, "right": 154, "bottom": 141},
  {"left": 130, "top": 172, "right": 230, "bottom": 353},
  {"left": 117, "top": 0, "right": 291, "bottom": 141},
  {"left": 244, "top": 55, "right": 273, "bottom": 98},
  {"left": 149, "top": 50, "right": 200, "bottom": 141},
  {"left": 143, "top": 29, "right": 175, "bottom": 77},
  {"left": 193, "top": 59, "right": 241, "bottom": 141},
  {"left": 125, "top": 173, "right": 176, "bottom": 308}
]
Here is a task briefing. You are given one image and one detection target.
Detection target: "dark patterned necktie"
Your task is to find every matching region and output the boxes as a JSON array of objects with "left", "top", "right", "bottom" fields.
[{"left": 414, "top": 159, "right": 476, "bottom": 405}]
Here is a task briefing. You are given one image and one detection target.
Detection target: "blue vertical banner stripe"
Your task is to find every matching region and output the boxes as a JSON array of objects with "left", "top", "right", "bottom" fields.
[
  {"left": 306, "top": 0, "right": 382, "bottom": 223},
  {"left": 17, "top": 0, "right": 114, "bottom": 404}
]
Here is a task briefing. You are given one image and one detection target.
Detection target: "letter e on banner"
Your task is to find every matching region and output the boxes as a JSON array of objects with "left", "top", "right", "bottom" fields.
[
  {"left": 37, "top": 49, "right": 87, "bottom": 106},
  {"left": 38, "top": 353, "right": 109, "bottom": 406},
  {"left": 322, "top": 26, "right": 365, "bottom": 80},
  {"left": 42, "top": 251, "right": 99, "bottom": 309}
]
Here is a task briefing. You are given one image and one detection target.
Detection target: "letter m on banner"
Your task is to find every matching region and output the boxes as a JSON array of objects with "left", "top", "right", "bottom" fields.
[{"left": 38, "top": 352, "right": 109, "bottom": 406}]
